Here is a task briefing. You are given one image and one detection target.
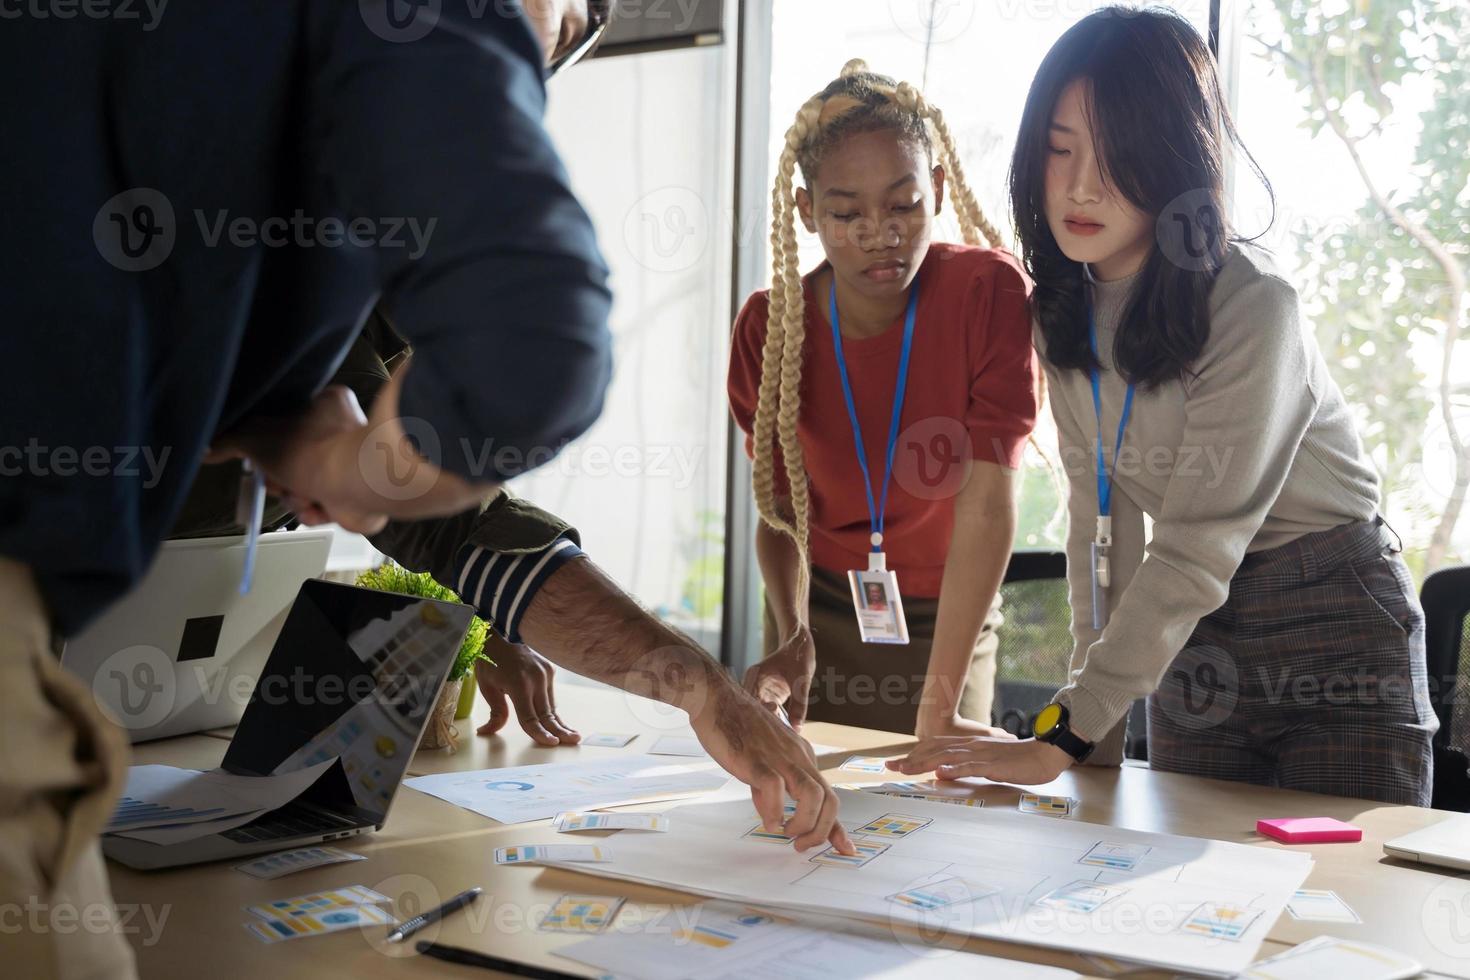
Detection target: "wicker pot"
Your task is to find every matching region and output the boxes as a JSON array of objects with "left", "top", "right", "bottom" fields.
[{"left": 420, "top": 678, "right": 463, "bottom": 752}]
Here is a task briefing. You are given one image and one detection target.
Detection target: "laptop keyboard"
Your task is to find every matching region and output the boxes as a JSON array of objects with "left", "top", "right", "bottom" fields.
[{"left": 222, "top": 803, "right": 362, "bottom": 843}]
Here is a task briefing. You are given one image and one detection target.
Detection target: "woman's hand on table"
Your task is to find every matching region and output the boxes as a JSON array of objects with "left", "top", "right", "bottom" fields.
[{"left": 886, "top": 735, "right": 1074, "bottom": 785}]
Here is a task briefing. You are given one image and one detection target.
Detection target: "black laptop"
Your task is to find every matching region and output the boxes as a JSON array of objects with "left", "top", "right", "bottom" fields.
[{"left": 103, "top": 578, "right": 473, "bottom": 870}]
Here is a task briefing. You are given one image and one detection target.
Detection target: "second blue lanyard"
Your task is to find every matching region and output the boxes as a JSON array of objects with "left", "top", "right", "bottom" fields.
[
  {"left": 1088, "top": 299, "right": 1135, "bottom": 521},
  {"left": 829, "top": 276, "right": 920, "bottom": 552}
]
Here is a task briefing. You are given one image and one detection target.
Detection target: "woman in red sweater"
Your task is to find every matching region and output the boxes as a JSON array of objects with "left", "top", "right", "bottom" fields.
[{"left": 728, "top": 60, "right": 1039, "bottom": 738}]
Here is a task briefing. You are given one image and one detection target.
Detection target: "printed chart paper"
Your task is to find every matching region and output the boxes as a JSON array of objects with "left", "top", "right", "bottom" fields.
[
  {"left": 404, "top": 755, "right": 729, "bottom": 824},
  {"left": 539, "top": 788, "right": 1312, "bottom": 977}
]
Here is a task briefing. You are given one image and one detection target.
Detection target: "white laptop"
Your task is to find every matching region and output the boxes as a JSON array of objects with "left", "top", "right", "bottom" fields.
[
  {"left": 1383, "top": 813, "right": 1470, "bottom": 871},
  {"left": 60, "top": 529, "right": 333, "bottom": 742}
]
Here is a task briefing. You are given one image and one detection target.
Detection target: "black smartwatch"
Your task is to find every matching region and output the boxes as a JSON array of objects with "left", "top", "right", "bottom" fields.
[{"left": 1031, "top": 701, "right": 1094, "bottom": 763}]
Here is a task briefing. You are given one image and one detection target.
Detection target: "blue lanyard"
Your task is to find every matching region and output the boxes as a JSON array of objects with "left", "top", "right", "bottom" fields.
[
  {"left": 1087, "top": 298, "right": 1135, "bottom": 519},
  {"left": 828, "top": 276, "right": 920, "bottom": 552}
]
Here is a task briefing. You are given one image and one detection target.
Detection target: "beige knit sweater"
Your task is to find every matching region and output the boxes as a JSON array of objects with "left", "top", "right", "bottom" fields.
[{"left": 1037, "top": 242, "right": 1380, "bottom": 762}]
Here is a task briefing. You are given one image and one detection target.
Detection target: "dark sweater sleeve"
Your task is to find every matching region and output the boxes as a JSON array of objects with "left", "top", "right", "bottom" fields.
[{"left": 309, "top": 2, "right": 613, "bottom": 481}]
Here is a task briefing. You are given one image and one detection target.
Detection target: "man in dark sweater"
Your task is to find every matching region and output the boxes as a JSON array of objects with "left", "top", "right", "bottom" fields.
[{"left": 0, "top": 5, "right": 846, "bottom": 975}]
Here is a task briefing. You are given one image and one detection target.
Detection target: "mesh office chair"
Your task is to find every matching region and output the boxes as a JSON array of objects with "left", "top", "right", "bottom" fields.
[
  {"left": 992, "top": 551, "right": 1148, "bottom": 760},
  {"left": 1423, "top": 565, "right": 1470, "bottom": 811}
]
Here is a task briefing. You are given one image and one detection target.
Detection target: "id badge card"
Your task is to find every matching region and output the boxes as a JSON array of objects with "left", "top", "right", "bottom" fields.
[
  {"left": 848, "top": 557, "right": 909, "bottom": 645},
  {"left": 1090, "top": 540, "right": 1109, "bottom": 631}
]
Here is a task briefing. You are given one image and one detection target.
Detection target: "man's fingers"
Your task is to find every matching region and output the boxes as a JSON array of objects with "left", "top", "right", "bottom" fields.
[
  {"left": 749, "top": 769, "right": 786, "bottom": 834},
  {"left": 790, "top": 778, "right": 840, "bottom": 853},
  {"left": 512, "top": 683, "right": 561, "bottom": 746},
  {"left": 477, "top": 688, "right": 511, "bottom": 736},
  {"left": 529, "top": 670, "right": 579, "bottom": 745},
  {"left": 778, "top": 767, "right": 823, "bottom": 844}
]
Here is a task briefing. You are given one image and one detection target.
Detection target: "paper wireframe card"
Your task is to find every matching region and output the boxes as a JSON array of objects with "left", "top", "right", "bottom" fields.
[
  {"left": 1078, "top": 841, "right": 1150, "bottom": 871},
  {"left": 1035, "top": 880, "right": 1127, "bottom": 914},
  {"left": 495, "top": 844, "right": 609, "bottom": 865},
  {"left": 1179, "top": 902, "right": 1262, "bottom": 941},
  {"left": 810, "top": 841, "right": 890, "bottom": 868},
  {"left": 537, "top": 894, "right": 625, "bottom": 934},
  {"left": 553, "top": 811, "right": 668, "bottom": 833},
  {"left": 234, "top": 846, "right": 366, "bottom": 880},
  {"left": 855, "top": 813, "right": 932, "bottom": 840}
]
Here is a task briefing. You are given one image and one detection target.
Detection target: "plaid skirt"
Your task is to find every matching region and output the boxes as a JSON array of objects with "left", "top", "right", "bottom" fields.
[{"left": 1148, "top": 517, "right": 1438, "bottom": 806}]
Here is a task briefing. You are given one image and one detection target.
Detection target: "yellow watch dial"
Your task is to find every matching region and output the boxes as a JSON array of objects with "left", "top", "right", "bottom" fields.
[{"left": 1034, "top": 703, "right": 1063, "bottom": 738}]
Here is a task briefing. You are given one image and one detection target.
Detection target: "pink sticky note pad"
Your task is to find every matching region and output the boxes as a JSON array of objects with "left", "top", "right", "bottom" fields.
[{"left": 1256, "top": 817, "right": 1363, "bottom": 844}]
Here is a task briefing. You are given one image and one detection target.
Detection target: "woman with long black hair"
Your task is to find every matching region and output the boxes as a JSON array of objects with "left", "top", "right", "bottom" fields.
[{"left": 888, "top": 6, "right": 1436, "bottom": 804}]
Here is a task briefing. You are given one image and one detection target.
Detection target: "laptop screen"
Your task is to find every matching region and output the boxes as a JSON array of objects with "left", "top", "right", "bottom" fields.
[{"left": 222, "top": 578, "right": 473, "bottom": 823}]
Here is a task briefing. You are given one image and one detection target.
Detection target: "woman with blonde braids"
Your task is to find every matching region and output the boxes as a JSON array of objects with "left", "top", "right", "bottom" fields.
[{"left": 728, "top": 61, "right": 1039, "bottom": 737}]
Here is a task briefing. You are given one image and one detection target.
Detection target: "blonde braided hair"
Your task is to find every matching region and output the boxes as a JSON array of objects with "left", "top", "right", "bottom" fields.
[{"left": 750, "top": 60, "right": 1007, "bottom": 592}]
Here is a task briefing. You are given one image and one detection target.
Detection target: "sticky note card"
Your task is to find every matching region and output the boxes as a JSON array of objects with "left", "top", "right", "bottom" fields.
[
  {"left": 1257, "top": 817, "right": 1363, "bottom": 844},
  {"left": 743, "top": 824, "right": 795, "bottom": 844},
  {"left": 840, "top": 756, "right": 889, "bottom": 773},
  {"left": 810, "top": 840, "right": 890, "bottom": 868},
  {"left": 581, "top": 733, "right": 638, "bottom": 747},
  {"left": 1035, "top": 880, "right": 1126, "bottom": 914},
  {"left": 855, "top": 813, "right": 933, "bottom": 840},
  {"left": 1019, "top": 793, "right": 1076, "bottom": 816},
  {"left": 245, "top": 885, "right": 390, "bottom": 923},
  {"left": 885, "top": 876, "right": 996, "bottom": 911},
  {"left": 244, "top": 902, "right": 394, "bottom": 944},
  {"left": 495, "top": 844, "right": 609, "bottom": 865},
  {"left": 553, "top": 811, "right": 668, "bottom": 833},
  {"left": 537, "top": 894, "right": 625, "bottom": 933},
  {"left": 1286, "top": 889, "right": 1361, "bottom": 922},
  {"left": 1078, "top": 841, "right": 1151, "bottom": 871},
  {"left": 1179, "top": 902, "right": 1262, "bottom": 940},
  {"left": 234, "top": 846, "right": 366, "bottom": 880}
]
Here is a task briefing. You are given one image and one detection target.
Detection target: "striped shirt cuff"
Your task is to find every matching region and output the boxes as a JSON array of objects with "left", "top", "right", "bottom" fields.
[{"left": 453, "top": 535, "right": 582, "bottom": 644}]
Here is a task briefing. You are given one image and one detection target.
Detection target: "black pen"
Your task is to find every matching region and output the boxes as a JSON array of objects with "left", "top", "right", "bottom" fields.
[
  {"left": 386, "top": 886, "right": 483, "bottom": 943},
  {"left": 414, "top": 940, "right": 588, "bottom": 979}
]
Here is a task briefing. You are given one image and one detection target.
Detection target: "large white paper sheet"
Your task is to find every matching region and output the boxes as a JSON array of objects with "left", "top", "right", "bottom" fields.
[
  {"left": 403, "top": 755, "right": 731, "bottom": 824},
  {"left": 542, "top": 789, "right": 1313, "bottom": 977},
  {"left": 557, "top": 900, "right": 1080, "bottom": 979}
]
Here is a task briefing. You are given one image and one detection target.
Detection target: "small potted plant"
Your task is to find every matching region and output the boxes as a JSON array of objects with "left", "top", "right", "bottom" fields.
[{"left": 355, "top": 562, "right": 493, "bottom": 752}]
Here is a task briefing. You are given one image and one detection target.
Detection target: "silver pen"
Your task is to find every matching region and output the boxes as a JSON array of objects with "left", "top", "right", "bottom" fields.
[{"left": 386, "top": 886, "right": 483, "bottom": 944}]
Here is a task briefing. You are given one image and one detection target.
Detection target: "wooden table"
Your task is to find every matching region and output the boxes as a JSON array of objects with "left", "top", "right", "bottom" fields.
[{"left": 112, "top": 682, "right": 1470, "bottom": 978}]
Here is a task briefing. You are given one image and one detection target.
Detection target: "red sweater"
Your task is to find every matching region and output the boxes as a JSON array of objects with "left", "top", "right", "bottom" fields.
[{"left": 728, "top": 244, "right": 1038, "bottom": 598}]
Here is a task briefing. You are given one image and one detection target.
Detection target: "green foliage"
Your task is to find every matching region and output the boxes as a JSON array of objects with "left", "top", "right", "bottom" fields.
[
  {"left": 1258, "top": 0, "right": 1469, "bottom": 577},
  {"left": 354, "top": 562, "right": 493, "bottom": 681}
]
